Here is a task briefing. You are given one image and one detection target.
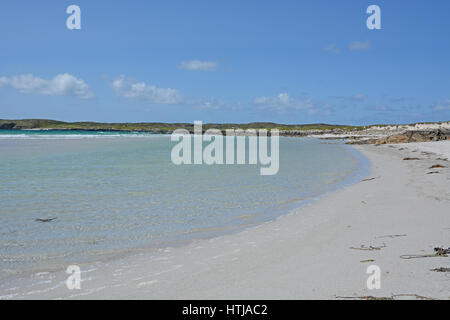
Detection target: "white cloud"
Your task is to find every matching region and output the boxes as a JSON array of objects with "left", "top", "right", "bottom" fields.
[
  {"left": 348, "top": 40, "right": 371, "bottom": 51},
  {"left": 433, "top": 100, "right": 450, "bottom": 111},
  {"left": 196, "top": 99, "right": 223, "bottom": 110},
  {"left": 111, "top": 76, "right": 237, "bottom": 109},
  {"left": 324, "top": 44, "right": 340, "bottom": 54},
  {"left": 351, "top": 93, "right": 367, "bottom": 101},
  {"left": 179, "top": 60, "right": 217, "bottom": 71},
  {"left": 112, "top": 75, "right": 182, "bottom": 104},
  {"left": 390, "top": 97, "right": 407, "bottom": 103},
  {"left": 194, "top": 97, "right": 237, "bottom": 110},
  {"left": 335, "top": 94, "right": 367, "bottom": 102},
  {"left": 254, "top": 93, "right": 318, "bottom": 113},
  {"left": 0, "top": 73, "right": 93, "bottom": 99},
  {"left": 372, "top": 104, "right": 389, "bottom": 111}
]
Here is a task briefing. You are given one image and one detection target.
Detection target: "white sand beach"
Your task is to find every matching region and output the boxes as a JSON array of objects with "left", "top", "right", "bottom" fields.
[
  {"left": 2, "top": 141, "right": 449, "bottom": 300},
  {"left": 2, "top": 0, "right": 450, "bottom": 304},
  {"left": 395, "top": 141, "right": 450, "bottom": 160}
]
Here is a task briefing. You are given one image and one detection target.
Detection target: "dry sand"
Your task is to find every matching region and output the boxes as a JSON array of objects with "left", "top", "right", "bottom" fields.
[
  {"left": 2, "top": 141, "right": 449, "bottom": 300},
  {"left": 395, "top": 141, "right": 450, "bottom": 160}
]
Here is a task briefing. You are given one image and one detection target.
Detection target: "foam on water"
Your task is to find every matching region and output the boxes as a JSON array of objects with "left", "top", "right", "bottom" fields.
[{"left": 0, "top": 130, "right": 163, "bottom": 139}]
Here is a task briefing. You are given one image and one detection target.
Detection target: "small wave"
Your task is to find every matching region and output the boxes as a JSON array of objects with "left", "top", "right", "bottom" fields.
[{"left": 0, "top": 133, "right": 164, "bottom": 140}]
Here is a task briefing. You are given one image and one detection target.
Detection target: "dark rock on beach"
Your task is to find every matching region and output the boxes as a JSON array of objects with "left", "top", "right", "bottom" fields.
[
  {"left": 0, "top": 122, "right": 16, "bottom": 129},
  {"left": 348, "top": 129, "right": 450, "bottom": 145}
]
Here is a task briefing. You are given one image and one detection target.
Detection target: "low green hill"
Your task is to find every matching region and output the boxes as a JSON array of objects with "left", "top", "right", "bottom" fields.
[{"left": 0, "top": 118, "right": 362, "bottom": 133}]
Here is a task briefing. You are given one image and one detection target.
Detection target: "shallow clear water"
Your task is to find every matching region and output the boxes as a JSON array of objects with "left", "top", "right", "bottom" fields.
[{"left": 0, "top": 130, "right": 367, "bottom": 279}]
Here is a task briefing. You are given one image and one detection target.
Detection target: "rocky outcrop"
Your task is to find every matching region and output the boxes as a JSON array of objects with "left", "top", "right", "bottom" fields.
[
  {"left": 0, "top": 123, "right": 16, "bottom": 129},
  {"left": 348, "top": 130, "right": 450, "bottom": 145}
]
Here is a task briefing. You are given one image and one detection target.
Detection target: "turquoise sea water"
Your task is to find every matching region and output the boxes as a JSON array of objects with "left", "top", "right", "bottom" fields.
[{"left": 0, "top": 130, "right": 368, "bottom": 280}]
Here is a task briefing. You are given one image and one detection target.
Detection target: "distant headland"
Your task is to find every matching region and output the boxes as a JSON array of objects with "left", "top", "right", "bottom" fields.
[{"left": 1, "top": 119, "right": 449, "bottom": 142}]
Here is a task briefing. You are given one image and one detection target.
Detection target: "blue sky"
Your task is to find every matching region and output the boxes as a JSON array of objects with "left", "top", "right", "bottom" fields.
[{"left": 0, "top": 0, "right": 449, "bottom": 125}]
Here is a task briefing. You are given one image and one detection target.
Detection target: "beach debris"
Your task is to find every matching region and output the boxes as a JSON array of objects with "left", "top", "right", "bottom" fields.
[
  {"left": 360, "top": 259, "right": 375, "bottom": 263},
  {"left": 376, "top": 234, "right": 407, "bottom": 239},
  {"left": 400, "top": 254, "right": 436, "bottom": 260},
  {"left": 400, "top": 247, "right": 450, "bottom": 259},
  {"left": 403, "top": 157, "right": 421, "bottom": 160},
  {"left": 434, "top": 247, "right": 450, "bottom": 256},
  {"left": 336, "top": 295, "right": 393, "bottom": 300},
  {"left": 430, "top": 267, "right": 450, "bottom": 272},
  {"left": 392, "top": 294, "right": 436, "bottom": 300},
  {"left": 429, "top": 164, "right": 446, "bottom": 169},
  {"left": 436, "top": 158, "right": 448, "bottom": 162},
  {"left": 336, "top": 294, "right": 435, "bottom": 300},
  {"left": 361, "top": 200, "right": 367, "bottom": 204},
  {"left": 362, "top": 176, "right": 381, "bottom": 182},
  {"left": 426, "top": 171, "right": 440, "bottom": 175},
  {"left": 350, "top": 243, "right": 386, "bottom": 251},
  {"left": 35, "top": 218, "right": 57, "bottom": 223}
]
